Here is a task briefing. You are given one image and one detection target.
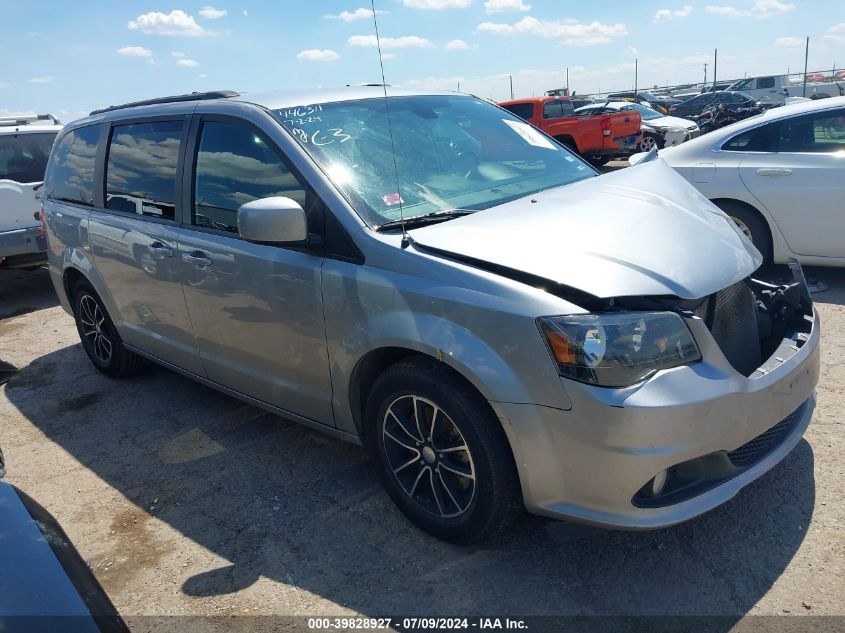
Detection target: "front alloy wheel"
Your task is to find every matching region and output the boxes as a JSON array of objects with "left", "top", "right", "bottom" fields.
[
  {"left": 639, "top": 134, "right": 659, "bottom": 152},
  {"left": 382, "top": 395, "right": 476, "bottom": 518},
  {"left": 366, "top": 358, "right": 522, "bottom": 544}
]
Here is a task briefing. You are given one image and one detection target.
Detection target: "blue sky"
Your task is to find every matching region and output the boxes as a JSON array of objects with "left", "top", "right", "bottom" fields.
[{"left": 2, "top": 0, "right": 843, "bottom": 120}]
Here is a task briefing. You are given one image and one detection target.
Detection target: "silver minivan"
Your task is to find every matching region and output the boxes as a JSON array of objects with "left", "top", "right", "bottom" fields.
[{"left": 43, "top": 88, "right": 820, "bottom": 544}]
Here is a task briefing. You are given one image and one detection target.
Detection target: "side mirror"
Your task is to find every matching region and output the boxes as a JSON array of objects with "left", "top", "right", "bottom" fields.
[{"left": 237, "top": 197, "right": 308, "bottom": 244}]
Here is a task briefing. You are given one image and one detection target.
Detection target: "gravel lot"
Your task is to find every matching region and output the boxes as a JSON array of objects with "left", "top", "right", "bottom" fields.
[{"left": 1, "top": 254, "right": 843, "bottom": 628}]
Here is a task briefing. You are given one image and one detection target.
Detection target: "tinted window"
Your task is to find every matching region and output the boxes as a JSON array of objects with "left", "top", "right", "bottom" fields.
[
  {"left": 0, "top": 132, "right": 57, "bottom": 182},
  {"left": 194, "top": 120, "right": 306, "bottom": 233},
  {"left": 722, "top": 122, "right": 776, "bottom": 152},
  {"left": 758, "top": 76, "right": 775, "bottom": 89},
  {"left": 543, "top": 100, "right": 564, "bottom": 119},
  {"left": 44, "top": 125, "right": 100, "bottom": 205},
  {"left": 501, "top": 103, "right": 534, "bottom": 121},
  {"left": 105, "top": 121, "right": 182, "bottom": 220},
  {"left": 778, "top": 109, "right": 845, "bottom": 153}
]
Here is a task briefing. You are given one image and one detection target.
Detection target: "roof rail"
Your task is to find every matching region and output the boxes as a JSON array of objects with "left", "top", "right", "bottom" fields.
[
  {"left": 0, "top": 113, "right": 62, "bottom": 127},
  {"left": 89, "top": 90, "right": 240, "bottom": 116}
]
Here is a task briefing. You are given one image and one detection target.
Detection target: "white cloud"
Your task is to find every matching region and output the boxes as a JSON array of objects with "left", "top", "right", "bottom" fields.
[
  {"left": 28, "top": 76, "right": 54, "bottom": 84},
  {"left": 626, "top": 45, "right": 639, "bottom": 56},
  {"left": 382, "top": 53, "right": 397, "bottom": 60},
  {"left": 177, "top": 58, "right": 200, "bottom": 67},
  {"left": 0, "top": 83, "right": 13, "bottom": 90},
  {"left": 653, "top": 5, "right": 693, "bottom": 22},
  {"left": 403, "top": 0, "right": 472, "bottom": 8},
  {"left": 774, "top": 36, "right": 803, "bottom": 47},
  {"left": 296, "top": 49, "right": 341, "bottom": 62},
  {"left": 242, "top": 9, "right": 248, "bottom": 16},
  {"left": 347, "top": 34, "right": 432, "bottom": 48},
  {"left": 477, "top": 16, "right": 628, "bottom": 46},
  {"left": 483, "top": 0, "right": 530, "bottom": 13},
  {"left": 705, "top": 0, "right": 794, "bottom": 18},
  {"left": 199, "top": 73, "right": 208, "bottom": 78},
  {"left": 172, "top": 51, "right": 187, "bottom": 58},
  {"left": 822, "top": 22, "right": 845, "bottom": 45},
  {"left": 199, "top": 6, "right": 227, "bottom": 19},
  {"left": 128, "top": 10, "right": 214, "bottom": 37},
  {"left": 445, "top": 39, "right": 472, "bottom": 50},
  {"left": 322, "top": 7, "right": 386, "bottom": 21},
  {"left": 117, "top": 46, "right": 153, "bottom": 57}
]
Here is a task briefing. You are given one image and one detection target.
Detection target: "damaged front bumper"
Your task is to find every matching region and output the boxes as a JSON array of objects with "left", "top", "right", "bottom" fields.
[{"left": 493, "top": 272, "right": 820, "bottom": 529}]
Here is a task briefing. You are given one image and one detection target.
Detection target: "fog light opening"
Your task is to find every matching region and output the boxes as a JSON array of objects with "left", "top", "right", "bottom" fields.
[{"left": 650, "top": 469, "right": 668, "bottom": 496}]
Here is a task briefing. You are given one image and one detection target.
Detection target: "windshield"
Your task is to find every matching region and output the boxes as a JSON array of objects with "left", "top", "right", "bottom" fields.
[
  {"left": 0, "top": 132, "right": 57, "bottom": 182},
  {"left": 272, "top": 95, "right": 594, "bottom": 227},
  {"left": 622, "top": 103, "right": 663, "bottom": 120}
]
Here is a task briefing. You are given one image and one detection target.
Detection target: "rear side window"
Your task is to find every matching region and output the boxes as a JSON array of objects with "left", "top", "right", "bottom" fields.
[
  {"left": 0, "top": 132, "right": 57, "bottom": 182},
  {"left": 193, "top": 120, "right": 306, "bottom": 233},
  {"left": 501, "top": 103, "right": 534, "bottom": 121},
  {"left": 45, "top": 126, "right": 99, "bottom": 205},
  {"left": 105, "top": 121, "right": 183, "bottom": 221},
  {"left": 758, "top": 76, "right": 775, "bottom": 89}
]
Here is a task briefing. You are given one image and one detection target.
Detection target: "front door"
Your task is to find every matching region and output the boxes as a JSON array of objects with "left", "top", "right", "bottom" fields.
[
  {"left": 738, "top": 107, "right": 845, "bottom": 258},
  {"left": 178, "top": 117, "right": 334, "bottom": 424}
]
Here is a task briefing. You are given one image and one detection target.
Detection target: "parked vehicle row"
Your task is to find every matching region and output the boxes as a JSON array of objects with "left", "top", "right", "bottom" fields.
[
  {"left": 631, "top": 96, "right": 845, "bottom": 265},
  {"left": 498, "top": 95, "right": 642, "bottom": 165},
  {"left": 574, "top": 101, "right": 699, "bottom": 152},
  {"left": 0, "top": 114, "right": 62, "bottom": 269},
  {"left": 726, "top": 74, "right": 844, "bottom": 104},
  {"left": 42, "top": 87, "right": 820, "bottom": 544}
]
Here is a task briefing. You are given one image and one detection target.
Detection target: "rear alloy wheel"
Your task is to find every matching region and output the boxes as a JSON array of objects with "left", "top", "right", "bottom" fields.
[
  {"left": 72, "top": 279, "right": 145, "bottom": 378},
  {"left": 366, "top": 358, "right": 521, "bottom": 544}
]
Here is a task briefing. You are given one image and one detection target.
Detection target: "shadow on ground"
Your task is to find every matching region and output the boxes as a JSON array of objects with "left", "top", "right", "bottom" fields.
[{"left": 4, "top": 341, "right": 815, "bottom": 623}]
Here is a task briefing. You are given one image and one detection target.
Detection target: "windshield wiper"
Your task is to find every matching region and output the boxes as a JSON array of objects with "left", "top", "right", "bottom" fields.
[{"left": 376, "top": 209, "right": 473, "bottom": 232}]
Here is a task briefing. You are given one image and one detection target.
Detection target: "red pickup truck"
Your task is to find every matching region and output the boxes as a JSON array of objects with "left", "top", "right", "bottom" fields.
[{"left": 498, "top": 96, "right": 642, "bottom": 166}]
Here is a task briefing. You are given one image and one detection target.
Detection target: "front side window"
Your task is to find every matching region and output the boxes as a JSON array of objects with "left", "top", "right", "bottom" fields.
[
  {"left": 105, "top": 121, "right": 182, "bottom": 221},
  {"left": 194, "top": 120, "right": 306, "bottom": 233},
  {"left": 722, "top": 121, "right": 775, "bottom": 152},
  {"left": 779, "top": 109, "right": 845, "bottom": 153},
  {"left": 0, "top": 132, "right": 57, "bottom": 183},
  {"left": 273, "top": 95, "right": 594, "bottom": 227},
  {"left": 44, "top": 126, "right": 99, "bottom": 205}
]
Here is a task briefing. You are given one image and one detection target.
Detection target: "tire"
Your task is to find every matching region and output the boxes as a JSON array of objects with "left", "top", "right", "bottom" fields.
[
  {"left": 71, "top": 279, "right": 145, "bottom": 378},
  {"left": 365, "top": 357, "right": 522, "bottom": 544},
  {"left": 713, "top": 200, "right": 772, "bottom": 263},
  {"left": 638, "top": 133, "right": 662, "bottom": 152}
]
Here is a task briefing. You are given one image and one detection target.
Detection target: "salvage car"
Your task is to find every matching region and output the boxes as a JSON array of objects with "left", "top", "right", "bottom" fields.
[
  {"left": 575, "top": 101, "right": 699, "bottom": 152},
  {"left": 631, "top": 96, "right": 845, "bottom": 264},
  {"left": 43, "top": 88, "right": 819, "bottom": 544},
  {"left": 0, "top": 114, "right": 62, "bottom": 269},
  {"left": 668, "top": 91, "right": 758, "bottom": 118}
]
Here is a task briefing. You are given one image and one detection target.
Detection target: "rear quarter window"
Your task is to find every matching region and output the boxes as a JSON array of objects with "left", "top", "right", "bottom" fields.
[
  {"left": 501, "top": 103, "right": 535, "bottom": 121},
  {"left": 0, "top": 132, "right": 57, "bottom": 183},
  {"left": 44, "top": 125, "right": 100, "bottom": 205}
]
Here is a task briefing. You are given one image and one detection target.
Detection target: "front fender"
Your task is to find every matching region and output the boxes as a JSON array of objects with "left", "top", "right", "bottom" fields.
[{"left": 322, "top": 262, "right": 572, "bottom": 437}]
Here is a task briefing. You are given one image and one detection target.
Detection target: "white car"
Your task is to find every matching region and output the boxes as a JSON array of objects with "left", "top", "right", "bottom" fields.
[
  {"left": 631, "top": 96, "right": 845, "bottom": 265},
  {"left": 575, "top": 101, "right": 699, "bottom": 152},
  {"left": 0, "top": 114, "right": 63, "bottom": 268}
]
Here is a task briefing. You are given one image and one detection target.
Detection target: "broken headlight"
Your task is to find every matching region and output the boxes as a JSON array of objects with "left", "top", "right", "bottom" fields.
[{"left": 539, "top": 312, "right": 701, "bottom": 387}]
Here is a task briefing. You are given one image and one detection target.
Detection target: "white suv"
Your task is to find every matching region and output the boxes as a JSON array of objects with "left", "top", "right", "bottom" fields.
[{"left": 0, "top": 114, "right": 62, "bottom": 268}]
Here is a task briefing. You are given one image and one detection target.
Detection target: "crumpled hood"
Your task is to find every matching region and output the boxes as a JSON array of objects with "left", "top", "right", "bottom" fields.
[{"left": 411, "top": 159, "right": 761, "bottom": 300}]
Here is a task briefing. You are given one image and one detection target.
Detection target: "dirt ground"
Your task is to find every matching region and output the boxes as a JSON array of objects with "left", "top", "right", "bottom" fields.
[{"left": 1, "top": 256, "right": 843, "bottom": 628}]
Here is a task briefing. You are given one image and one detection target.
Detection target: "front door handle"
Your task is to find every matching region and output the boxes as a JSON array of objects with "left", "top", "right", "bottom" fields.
[
  {"left": 148, "top": 242, "right": 173, "bottom": 257},
  {"left": 756, "top": 168, "right": 792, "bottom": 176},
  {"left": 182, "top": 251, "right": 212, "bottom": 268}
]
